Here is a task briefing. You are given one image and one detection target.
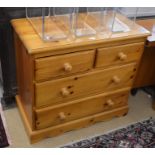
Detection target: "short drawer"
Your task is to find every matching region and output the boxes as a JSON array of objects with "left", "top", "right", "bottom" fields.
[
  {"left": 35, "top": 88, "right": 129, "bottom": 129},
  {"left": 95, "top": 42, "right": 144, "bottom": 68},
  {"left": 35, "top": 63, "right": 137, "bottom": 108},
  {"left": 35, "top": 50, "right": 95, "bottom": 81}
]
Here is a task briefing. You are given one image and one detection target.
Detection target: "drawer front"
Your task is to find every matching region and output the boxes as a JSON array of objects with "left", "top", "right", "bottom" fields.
[
  {"left": 35, "top": 50, "right": 95, "bottom": 81},
  {"left": 35, "top": 63, "right": 137, "bottom": 108},
  {"left": 95, "top": 42, "right": 144, "bottom": 68},
  {"left": 35, "top": 88, "right": 129, "bottom": 129}
]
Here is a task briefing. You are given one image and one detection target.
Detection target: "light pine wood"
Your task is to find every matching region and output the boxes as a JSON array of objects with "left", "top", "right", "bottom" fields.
[
  {"left": 61, "top": 87, "right": 70, "bottom": 97},
  {"left": 14, "top": 32, "right": 35, "bottom": 129},
  {"left": 35, "top": 50, "right": 95, "bottom": 81},
  {"left": 11, "top": 17, "right": 150, "bottom": 58},
  {"left": 35, "top": 63, "right": 137, "bottom": 108},
  {"left": 16, "top": 95, "right": 33, "bottom": 141},
  {"left": 12, "top": 14, "right": 149, "bottom": 143},
  {"left": 95, "top": 42, "right": 144, "bottom": 68},
  {"left": 118, "top": 52, "right": 127, "bottom": 61},
  {"left": 35, "top": 88, "right": 130, "bottom": 129},
  {"left": 16, "top": 95, "right": 128, "bottom": 144},
  {"left": 106, "top": 99, "right": 114, "bottom": 106},
  {"left": 112, "top": 76, "right": 121, "bottom": 84},
  {"left": 58, "top": 112, "right": 66, "bottom": 121},
  {"left": 33, "top": 37, "right": 148, "bottom": 58},
  {"left": 63, "top": 63, "right": 72, "bottom": 72}
]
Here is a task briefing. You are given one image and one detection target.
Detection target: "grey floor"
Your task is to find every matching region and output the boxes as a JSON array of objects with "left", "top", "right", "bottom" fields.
[{"left": 0, "top": 82, "right": 155, "bottom": 147}]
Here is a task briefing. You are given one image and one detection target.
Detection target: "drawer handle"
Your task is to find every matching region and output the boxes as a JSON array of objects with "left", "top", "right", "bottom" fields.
[
  {"left": 112, "top": 76, "right": 121, "bottom": 84},
  {"left": 63, "top": 63, "right": 72, "bottom": 72},
  {"left": 106, "top": 99, "right": 114, "bottom": 106},
  {"left": 118, "top": 52, "right": 127, "bottom": 61},
  {"left": 59, "top": 112, "right": 66, "bottom": 120},
  {"left": 61, "top": 88, "right": 70, "bottom": 97}
]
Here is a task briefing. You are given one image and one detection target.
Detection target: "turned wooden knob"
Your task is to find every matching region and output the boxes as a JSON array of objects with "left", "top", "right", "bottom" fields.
[
  {"left": 59, "top": 112, "right": 66, "bottom": 120},
  {"left": 61, "top": 88, "right": 70, "bottom": 97},
  {"left": 106, "top": 99, "right": 114, "bottom": 106},
  {"left": 63, "top": 63, "right": 72, "bottom": 72},
  {"left": 112, "top": 76, "right": 121, "bottom": 84},
  {"left": 118, "top": 52, "right": 127, "bottom": 61}
]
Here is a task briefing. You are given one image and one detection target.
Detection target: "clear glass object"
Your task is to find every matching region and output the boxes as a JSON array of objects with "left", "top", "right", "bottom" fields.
[
  {"left": 72, "top": 7, "right": 97, "bottom": 37},
  {"left": 72, "top": 7, "right": 116, "bottom": 38},
  {"left": 86, "top": 7, "right": 106, "bottom": 34},
  {"left": 92, "top": 8, "right": 116, "bottom": 37},
  {"left": 26, "top": 7, "right": 138, "bottom": 41},
  {"left": 26, "top": 7, "right": 74, "bottom": 41},
  {"left": 111, "top": 7, "right": 138, "bottom": 33}
]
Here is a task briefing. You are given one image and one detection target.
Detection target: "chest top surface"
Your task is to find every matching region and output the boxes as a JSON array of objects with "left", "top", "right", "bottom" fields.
[{"left": 11, "top": 14, "right": 150, "bottom": 56}]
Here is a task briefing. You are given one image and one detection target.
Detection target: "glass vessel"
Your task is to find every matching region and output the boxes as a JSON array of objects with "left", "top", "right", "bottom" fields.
[
  {"left": 72, "top": 7, "right": 116, "bottom": 38},
  {"left": 72, "top": 7, "right": 97, "bottom": 37},
  {"left": 111, "top": 7, "right": 138, "bottom": 33},
  {"left": 26, "top": 7, "right": 138, "bottom": 40},
  {"left": 26, "top": 7, "right": 74, "bottom": 41},
  {"left": 86, "top": 7, "right": 106, "bottom": 34}
]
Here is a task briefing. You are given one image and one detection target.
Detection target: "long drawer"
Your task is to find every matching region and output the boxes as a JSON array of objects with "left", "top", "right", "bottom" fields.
[
  {"left": 35, "top": 63, "right": 137, "bottom": 108},
  {"left": 95, "top": 42, "right": 144, "bottom": 68},
  {"left": 35, "top": 50, "right": 95, "bottom": 81},
  {"left": 35, "top": 88, "right": 130, "bottom": 129}
]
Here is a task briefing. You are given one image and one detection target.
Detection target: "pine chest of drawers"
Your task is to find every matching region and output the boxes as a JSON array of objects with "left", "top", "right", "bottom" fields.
[{"left": 11, "top": 18, "right": 149, "bottom": 143}]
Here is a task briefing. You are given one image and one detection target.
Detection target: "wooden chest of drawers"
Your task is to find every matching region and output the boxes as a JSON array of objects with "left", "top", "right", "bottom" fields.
[{"left": 11, "top": 17, "right": 149, "bottom": 143}]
